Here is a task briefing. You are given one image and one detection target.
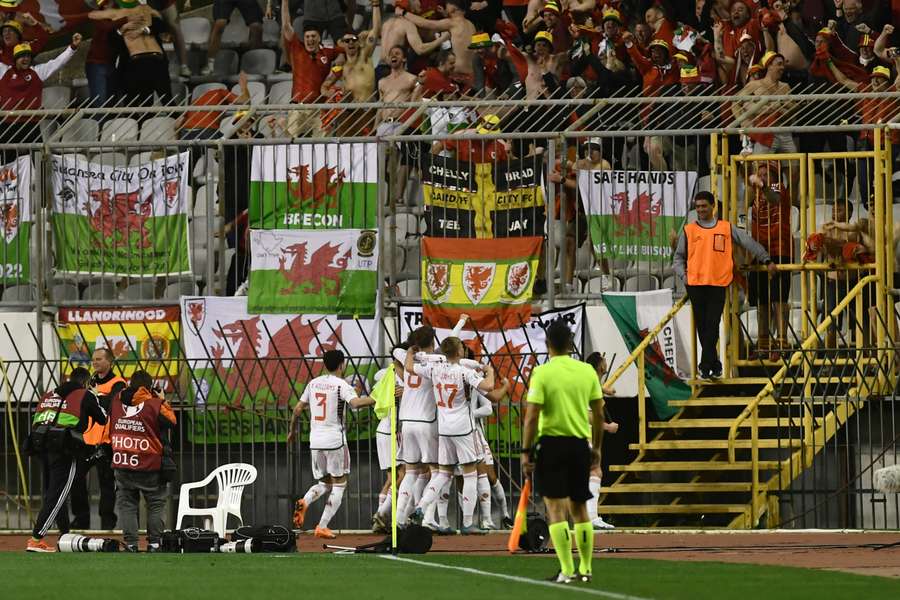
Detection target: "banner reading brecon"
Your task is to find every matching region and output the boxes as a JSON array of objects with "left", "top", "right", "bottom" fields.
[
  {"left": 400, "top": 303, "right": 585, "bottom": 457},
  {"left": 249, "top": 143, "right": 377, "bottom": 229},
  {"left": 181, "top": 296, "right": 380, "bottom": 443},
  {"left": 422, "top": 154, "right": 544, "bottom": 238},
  {"left": 577, "top": 169, "right": 697, "bottom": 260},
  {"left": 421, "top": 236, "right": 542, "bottom": 331},
  {"left": 248, "top": 229, "right": 379, "bottom": 315},
  {"left": 57, "top": 307, "right": 181, "bottom": 391},
  {"left": 0, "top": 157, "right": 32, "bottom": 284},
  {"left": 49, "top": 152, "right": 191, "bottom": 276}
]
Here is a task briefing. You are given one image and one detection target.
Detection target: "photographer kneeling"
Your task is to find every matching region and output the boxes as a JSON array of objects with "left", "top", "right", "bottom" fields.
[
  {"left": 26, "top": 368, "right": 107, "bottom": 552},
  {"left": 110, "top": 371, "right": 177, "bottom": 552}
]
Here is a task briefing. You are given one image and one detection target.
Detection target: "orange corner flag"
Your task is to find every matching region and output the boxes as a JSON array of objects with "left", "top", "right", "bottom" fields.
[{"left": 506, "top": 478, "right": 531, "bottom": 553}]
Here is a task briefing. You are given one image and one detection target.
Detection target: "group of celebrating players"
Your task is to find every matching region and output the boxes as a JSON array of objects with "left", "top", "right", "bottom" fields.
[{"left": 287, "top": 314, "right": 615, "bottom": 539}]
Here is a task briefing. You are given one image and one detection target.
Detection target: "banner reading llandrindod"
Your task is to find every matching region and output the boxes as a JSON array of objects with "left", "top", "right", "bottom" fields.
[
  {"left": 421, "top": 236, "right": 542, "bottom": 331},
  {"left": 49, "top": 153, "right": 191, "bottom": 276},
  {"left": 57, "top": 306, "right": 181, "bottom": 391},
  {"left": 577, "top": 169, "right": 697, "bottom": 260},
  {"left": 0, "top": 157, "right": 32, "bottom": 284},
  {"left": 181, "top": 296, "right": 380, "bottom": 443},
  {"left": 603, "top": 289, "right": 689, "bottom": 419},
  {"left": 249, "top": 143, "right": 377, "bottom": 229},
  {"left": 248, "top": 229, "right": 378, "bottom": 315}
]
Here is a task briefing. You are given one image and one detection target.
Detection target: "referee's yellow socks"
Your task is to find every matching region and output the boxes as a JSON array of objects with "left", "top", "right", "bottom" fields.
[
  {"left": 548, "top": 522, "right": 575, "bottom": 576},
  {"left": 573, "top": 522, "right": 594, "bottom": 576}
]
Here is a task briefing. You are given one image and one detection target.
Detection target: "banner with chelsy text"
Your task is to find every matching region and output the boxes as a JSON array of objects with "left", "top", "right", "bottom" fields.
[
  {"left": 422, "top": 154, "right": 545, "bottom": 238},
  {"left": 0, "top": 157, "right": 32, "bottom": 284},
  {"left": 249, "top": 143, "right": 377, "bottom": 229},
  {"left": 400, "top": 303, "right": 585, "bottom": 457},
  {"left": 248, "top": 228, "right": 378, "bottom": 315},
  {"left": 57, "top": 307, "right": 181, "bottom": 391},
  {"left": 49, "top": 152, "right": 191, "bottom": 276},
  {"left": 181, "top": 296, "right": 380, "bottom": 443},
  {"left": 421, "top": 236, "right": 542, "bottom": 331},
  {"left": 577, "top": 169, "right": 697, "bottom": 260}
]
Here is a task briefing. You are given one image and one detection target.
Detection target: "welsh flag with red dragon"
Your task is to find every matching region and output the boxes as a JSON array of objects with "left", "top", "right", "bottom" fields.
[{"left": 421, "top": 236, "right": 542, "bottom": 331}]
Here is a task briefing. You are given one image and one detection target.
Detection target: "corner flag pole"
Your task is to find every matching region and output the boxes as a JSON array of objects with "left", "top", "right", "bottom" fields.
[
  {"left": 507, "top": 478, "right": 531, "bottom": 553},
  {"left": 390, "top": 382, "right": 398, "bottom": 553}
]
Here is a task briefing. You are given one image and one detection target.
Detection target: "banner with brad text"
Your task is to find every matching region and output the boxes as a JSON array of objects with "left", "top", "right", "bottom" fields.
[
  {"left": 0, "top": 157, "right": 32, "bottom": 284},
  {"left": 49, "top": 152, "right": 191, "bottom": 276},
  {"left": 577, "top": 169, "right": 697, "bottom": 260}
]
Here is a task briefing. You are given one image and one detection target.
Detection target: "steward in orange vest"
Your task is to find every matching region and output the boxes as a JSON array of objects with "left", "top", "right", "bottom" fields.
[{"left": 672, "top": 191, "right": 774, "bottom": 380}]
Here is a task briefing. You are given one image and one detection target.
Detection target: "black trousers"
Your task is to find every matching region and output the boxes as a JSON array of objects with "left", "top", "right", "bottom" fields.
[
  {"left": 686, "top": 284, "right": 727, "bottom": 374},
  {"left": 70, "top": 451, "right": 117, "bottom": 529},
  {"left": 119, "top": 54, "right": 172, "bottom": 107},
  {"left": 32, "top": 453, "right": 77, "bottom": 539}
]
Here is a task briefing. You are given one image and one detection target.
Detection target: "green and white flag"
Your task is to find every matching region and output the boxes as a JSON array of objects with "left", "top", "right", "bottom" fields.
[
  {"left": 248, "top": 229, "right": 378, "bottom": 315},
  {"left": 250, "top": 143, "right": 377, "bottom": 229},
  {"left": 603, "top": 289, "right": 689, "bottom": 419},
  {"left": 50, "top": 152, "right": 191, "bottom": 276},
  {"left": 0, "top": 157, "right": 32, "bottom": 284},
  {"left": 577, "top": 170, "right": 697, "bottom": 260}
]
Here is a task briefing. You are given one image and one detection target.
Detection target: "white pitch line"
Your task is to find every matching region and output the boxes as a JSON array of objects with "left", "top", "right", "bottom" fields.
[{"left": 379, "top": 555, "right": 655, "bottom": 600}]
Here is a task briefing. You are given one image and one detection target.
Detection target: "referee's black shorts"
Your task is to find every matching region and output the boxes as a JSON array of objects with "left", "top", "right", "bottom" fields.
[{"left": 534, "top": 436, "right": 592, "bottom": 502}]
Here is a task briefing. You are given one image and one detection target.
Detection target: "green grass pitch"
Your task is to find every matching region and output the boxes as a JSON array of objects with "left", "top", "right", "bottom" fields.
[{"left": 3, "top": 553, "right": 898, "bottom": 600}]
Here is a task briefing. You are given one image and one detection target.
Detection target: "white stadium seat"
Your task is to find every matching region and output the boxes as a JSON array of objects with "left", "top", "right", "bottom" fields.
[{"left": 100, "top": 117, "right": 139, "bottom": 143}]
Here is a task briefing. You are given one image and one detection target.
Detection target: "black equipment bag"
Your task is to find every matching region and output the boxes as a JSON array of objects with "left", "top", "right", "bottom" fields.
[
  {"left": 518, "top": 513, "right": 550, "bottom": 553},
  {"left": 232, "top": 525, "right": 296, "bottom": 552},
  {"left": 357, "top": 524, "right": 433, "bottom": 554},
  {"left": 160, "top": 528, "right": 224, "bottom": 553}
]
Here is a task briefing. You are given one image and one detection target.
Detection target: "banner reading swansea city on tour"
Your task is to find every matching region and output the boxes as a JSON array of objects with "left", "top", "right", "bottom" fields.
[
  {"left": 249, "top": 143, "right": 378, "bottom": 229},
  {"left": 49, "top": 152, "right": 191, "bottom": 276},
  {"left": 0, "top": 157, "right": 32, "bottom": 284},
  {"left": 577, "top": 169, "right": 697, "bottom": 260}
]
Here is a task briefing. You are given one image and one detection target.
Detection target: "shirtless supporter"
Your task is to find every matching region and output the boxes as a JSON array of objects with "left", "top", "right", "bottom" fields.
[
  {"left": 377, "top": 45, "right": 423, "bottom": 206},
  {"left": 378, "top": 0, "right": 448, "bottom": 81},
  {"left": 397, "top": 0, "right": 475, "bottom": 80},
  {"left": 90, "top": 2, "right": 172, "bottom": 106}
]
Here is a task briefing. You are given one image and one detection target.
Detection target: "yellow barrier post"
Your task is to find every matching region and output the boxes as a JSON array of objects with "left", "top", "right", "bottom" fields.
[
  {"left": 873, "top": 129, "right": 888, "bottom": 393},
  {"left": 751, "top": 405, "right": 759, "bottom": 525},
  {"left": 637, "top": 352, "right": 646, "bottom": 450}
]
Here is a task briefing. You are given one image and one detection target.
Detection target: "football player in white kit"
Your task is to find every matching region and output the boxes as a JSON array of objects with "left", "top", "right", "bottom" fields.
[
  {"left": 472, "top": 378, "right": 514, "bottom": 530},
  {"left": 405, "top": 336, "right": 496, "bottom": 534},
  {"left": 585, "top": 352, "right": 619, "bottom": 530},
  {"left": 288, "top": 350, "right": 375, "bottom": 539}
]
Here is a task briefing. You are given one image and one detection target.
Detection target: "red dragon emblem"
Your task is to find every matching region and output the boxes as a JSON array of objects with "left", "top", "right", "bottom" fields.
[
  {"left": 462, "top": 263, "right": 495, "bottom": 305},
  {"left": 209, "top": 316, "right": 342, "bottom": 408},
  {"left": 610, "top": 191, "right": 662, "bottom": 237},
  {"left": 163, "top": 178, "right": 180, "bottom": 209},
  {"left": 425, "top": 262, "right": 449, "bottom": 300},
  {"left": 0, "top": 202, "right": 19, "bottom": 243},
  {"left": 505, "top": 262, "right": 531, "bottom": 298},
  {"left": 186, "top": 299, "right": 206, "bottom": 331},
  {"left": 277, "top": 241, "right": 351, "bottom": 296},
  {"left": 287, "top": 164, "right": 345, "bottom": 211},
  {"left": 84, "top": 189, "right": 153, "bottom": 248}
]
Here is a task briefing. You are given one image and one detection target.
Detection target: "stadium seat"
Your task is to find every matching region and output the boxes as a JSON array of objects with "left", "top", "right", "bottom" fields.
[
  {"left": 584, "top": 274, "right": 621, "bottom": 294},
  {"left": 122, "top": 281, "right": 158, "bottom": 300},
  {"left": 267, "top": 80, "right": 293, "bottom": 105},
  {"left": 191, "top": 82, "right": 228, "bottom": 103},
  {"left": 236, "top": 49, "right": 276, "bottom": 82},
  {"left": 193, "top": 154, "right": 220, "bottom": 185},
  {"left": 181, "top": 17, "right": 211, "bottom": 48},
  {"left": 740, "top": 309, "right": 759, "bottom": 343},
  {"left": 100, "top": 117, "right": 139, "bottom": 143},
  {"left": 403, "top": 243, "right": 421, "bottom": 273},
  {"left": 192, "top": 247, "right": 210, "bottom": 280},
  {"left": 387, "top": 246, "right": 406, "bottom": 274},
  {"left": 50, "top": 282, "right": 79, "bottom": 303},
  {"left": 59, "top": 118, "right": 99, "bottom": 143},
  {"left": 623, "top": 274, "right": 660, "bottom": 292},
  {"left": 163, "top": 279, "right": 198, "bottom": 299},
  {"left": 42, "top": 86, "right": 71, "bottom": 110},
  {"left": 128, "top": 152, "right": 155, "bottom": 167},
  {"left": 176, "top": 463, "right": 257, "bottom": 536},
  {"left": 262, "top": 18, "right": 280, "bottom": 47},
  {"left": 193, "top": 185, "right": 217, "bottom": 218},
  {"left": 82, "top": 281, "right": 119, "bottom": 300},
  {"left": 230, "top": 81, "right": 266, "bottom": 106},
  {"left": 790, "top": 205, "right": 800, "bottom": 233},
  {"left": 574, "top": 243, "right": 595, "bottom": 272},
  {"left": 221, "top": 15, "right": 249, "bottom": 49},
  {"left": 1, "top": 284, "right": 36, "bottom": 302},
  {"left": 212, "top": 49, "right": 239, "bottom": 79},
  {"left": 92, "top": 152, "right": 128, "bottom": 167},
  {"left": 395, "top": 279, "right": 421, "bottom": 297},
  {"left": 139, "top": 116, "right": 177, "bottom": 142},
  {"left": 386, "top": 213, "right": 422, "bottom": 247}
]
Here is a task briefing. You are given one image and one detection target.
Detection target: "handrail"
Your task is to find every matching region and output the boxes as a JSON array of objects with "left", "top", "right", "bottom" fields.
[
  {"left": 605, "top": 295, "right": 688, "bottom": 390},
  {"left": 726, "top": 275, "right": 879, "bottom": 462}
]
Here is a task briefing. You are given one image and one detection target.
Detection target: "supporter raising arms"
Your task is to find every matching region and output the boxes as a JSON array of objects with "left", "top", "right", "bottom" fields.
[
  {"left": 332, "top": 2, "right": 382, "bottom": 102},
  {"left": 380, "top": 0, "right": 449, "bottom": 76},
  {"left": 398, "top": 0, "right": 476, "bottom": 77}
]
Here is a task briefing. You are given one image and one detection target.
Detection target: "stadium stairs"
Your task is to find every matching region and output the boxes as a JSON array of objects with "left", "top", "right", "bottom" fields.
[{"left": 598, "top": 334, "right": 889, "bottom": 529}]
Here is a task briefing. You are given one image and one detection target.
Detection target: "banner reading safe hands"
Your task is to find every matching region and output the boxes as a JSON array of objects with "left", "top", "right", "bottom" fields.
[{"left": 50, "top": 153, "right": 191, "bottom": 276}]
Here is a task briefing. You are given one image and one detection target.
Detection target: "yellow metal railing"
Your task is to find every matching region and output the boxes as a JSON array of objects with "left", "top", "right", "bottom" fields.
[{"left": 605, "top": 295, "right": 688, "bottom": 449}]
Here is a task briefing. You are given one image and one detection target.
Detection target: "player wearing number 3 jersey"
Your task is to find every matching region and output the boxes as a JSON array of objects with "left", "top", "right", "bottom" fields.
[
  {"left": 288, "top": 350, "right": 375, "bottom": 539},
  {"left": 405, "top": 336, "right": 496, "bottom": 534}
]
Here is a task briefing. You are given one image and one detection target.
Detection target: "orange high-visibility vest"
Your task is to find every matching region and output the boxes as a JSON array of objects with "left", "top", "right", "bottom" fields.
[
  {"left": 82, "top": 375, "right": 126, "bottom": 446},
  {"left": 685, "top": 220, "right": 734, "bottom": 287}
]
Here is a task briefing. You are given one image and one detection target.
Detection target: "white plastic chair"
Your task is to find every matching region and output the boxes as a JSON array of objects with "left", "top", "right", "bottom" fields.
[{"left": 176, "top": 463, "right": 257, "bottom": 536}]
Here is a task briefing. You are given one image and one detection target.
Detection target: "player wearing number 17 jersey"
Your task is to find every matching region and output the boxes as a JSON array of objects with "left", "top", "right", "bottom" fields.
[
  {"left": 288, "top": 350, "right": 374, "bottom": 540},
  {"left": 405, "top": 337, "right": 495, "bottom": 534}
]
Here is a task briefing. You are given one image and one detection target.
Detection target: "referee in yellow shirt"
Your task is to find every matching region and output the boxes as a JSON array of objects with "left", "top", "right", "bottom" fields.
[{"left": 521, "top": 320, "right": 608, "bottom": 584}]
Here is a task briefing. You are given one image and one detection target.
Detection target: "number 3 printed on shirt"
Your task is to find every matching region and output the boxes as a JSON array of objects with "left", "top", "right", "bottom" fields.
[
  {"left": 436, "top": 383, "right": 457, "bottom": 409},
  {"left": 314, "top": 392, "right": 328, "bottom": 421}
]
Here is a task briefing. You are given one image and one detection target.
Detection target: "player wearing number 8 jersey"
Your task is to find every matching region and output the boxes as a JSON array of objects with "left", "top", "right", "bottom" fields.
[
  {"left": 405, "top": 337, "right": 497, "bottom": 534},
  {"left": 289, "top": 350, "right": 374, "bottom": 539}
]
